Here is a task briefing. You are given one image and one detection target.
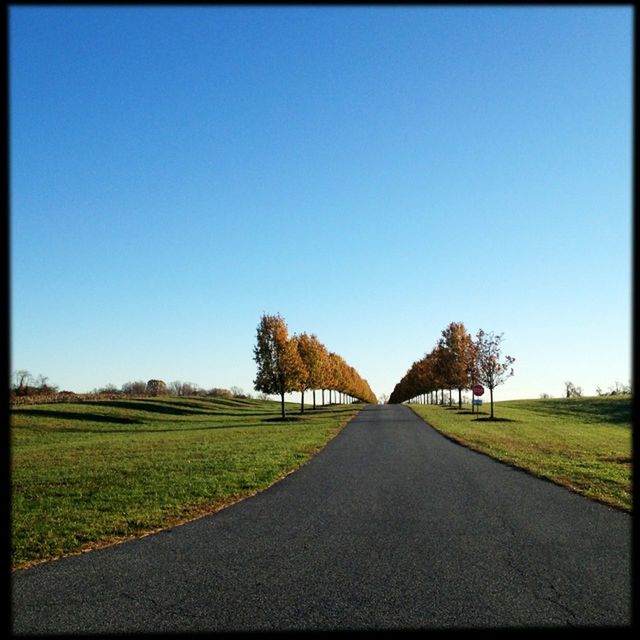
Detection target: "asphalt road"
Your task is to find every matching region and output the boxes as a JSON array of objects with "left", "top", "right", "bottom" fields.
[{"left": 11, "top": 404, "right": 632, "bottom": 632}]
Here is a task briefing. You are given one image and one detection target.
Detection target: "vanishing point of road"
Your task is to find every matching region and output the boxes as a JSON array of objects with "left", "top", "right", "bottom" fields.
[{"left": 12, "top": 404, "right": 631, "bottom": 632}]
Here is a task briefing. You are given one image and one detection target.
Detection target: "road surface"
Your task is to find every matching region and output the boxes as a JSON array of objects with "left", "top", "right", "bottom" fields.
[{"left": 11, "top": 404, "right": 632, "bottom": 632}]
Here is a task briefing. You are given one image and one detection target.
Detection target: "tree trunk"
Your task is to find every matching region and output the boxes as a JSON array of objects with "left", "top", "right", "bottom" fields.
[
  {"left": 458, "top": 388, "right": 462, "bottom": 409},
  {"left": 313, "top": 390, "right": 316, "bottom": 409},
  {"left": 280, "top": 391, "right": 286, "bottom": 420},
  {"left": 300, "top": 390, "right": 304, "bottom": 414},
  {"left": 490, "top": 387, "right": 494, "bottom": 419},
  {"left": 449, "top": 388, "right": 453, "bottom": 406}
]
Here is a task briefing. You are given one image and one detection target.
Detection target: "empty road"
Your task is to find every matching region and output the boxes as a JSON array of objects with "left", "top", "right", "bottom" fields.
[{"left": 12, "top": 404, "right": 631, "bottom": 632}]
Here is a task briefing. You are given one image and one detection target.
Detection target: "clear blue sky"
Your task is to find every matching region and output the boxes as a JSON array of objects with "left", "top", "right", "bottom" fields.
[{"left": 10, "top": 6, "right": 632, "bottom": 401}]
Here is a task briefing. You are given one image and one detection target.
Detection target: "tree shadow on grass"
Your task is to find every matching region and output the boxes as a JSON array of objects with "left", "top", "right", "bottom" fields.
[
  {"left": 80, "top": 400, "right": 282, "bottom": 419},
  {"left": 24, "top": 421, "right": 272, "bottom": 435},
  {"left": 80, "top": 400, "right": 207, "bottom": 416},
  {"left": 183, "top": 410, "right": 276, "bottom": 418},
  {"left": 473, "top": 417, "right": 518, "bottom": 423},
  {"left": 11, "top": 409, "right": 142, "bottom": 425},
  {"left": 264, "top": 416, "right": 303, "bottom": 423}
]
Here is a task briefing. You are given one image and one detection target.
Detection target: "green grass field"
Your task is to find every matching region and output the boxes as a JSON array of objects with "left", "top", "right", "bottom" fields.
[
  {"left": 408, "top": 396, "right": 632, "bottom": 512},
  {"left": 10, "top": 396, "right": 362, "bottom": 571}
]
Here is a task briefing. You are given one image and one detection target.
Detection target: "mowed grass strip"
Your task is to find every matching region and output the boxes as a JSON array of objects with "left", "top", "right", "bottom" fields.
[
  {"left": 409, "top": 396, "right": 632, "bottom": 512},
  {"left": 11, "top": 396, "right": 363, "bottom": 571}
]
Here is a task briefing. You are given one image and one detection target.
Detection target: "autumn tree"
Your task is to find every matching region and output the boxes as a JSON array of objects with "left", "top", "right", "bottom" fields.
[
  {"left": 290, "top": 334, "right": 311, "bottom": 413},
  {"left": 326, "top": 352, "right": 343, "bottom": 404},
  {"left": 295, "top": 333, "right": 329, "bottom": 411},
  {"left": 474, "top": 329, "right": 515, "bottom": 419},
  {"left": 253, "top": 313, "right": 306, "bottom": 419},
  {"left": 429, "top": 345, "right": 451, "bottom": 405},
  {"left": 313, "top": 339, "right": 331, "bottom": 407},
  {"left": 439, "top": 321, "right": 476, "bottom": 409}
]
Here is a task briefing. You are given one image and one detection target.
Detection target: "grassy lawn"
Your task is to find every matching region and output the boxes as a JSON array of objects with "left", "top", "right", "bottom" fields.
[
  {"left": 10, "top": 396, "right": 363, "bottom": 571},
  {"left": 409, "top": 396, "right": 632, "bottom": 513}
]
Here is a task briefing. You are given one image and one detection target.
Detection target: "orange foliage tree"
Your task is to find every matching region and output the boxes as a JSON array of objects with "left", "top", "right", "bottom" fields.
[
  {"left": 438, "top": 321, "right": 476, "bottom": 408},
  {"left": 253, "top": 313, "right": 307, "bottom": 419}
]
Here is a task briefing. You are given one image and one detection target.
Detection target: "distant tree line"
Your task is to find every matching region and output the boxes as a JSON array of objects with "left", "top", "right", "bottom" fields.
[
  {"left": 539, "top": 380, "right": 632, "bottom": 399},
  {"left": 11, "top": 370, "right": 59, "bottom": 398},
  {"left": 253, "top": 313, "right": 377, "bottom": 419},
  {"left": 388, "top": 322, "right": 515, "bottom": 420},
  {"left": 595, "top": 380, "right": 632, "bottom": 396},
  {"left": 9, "top": 370, "right": 250, "bottom": 405}
]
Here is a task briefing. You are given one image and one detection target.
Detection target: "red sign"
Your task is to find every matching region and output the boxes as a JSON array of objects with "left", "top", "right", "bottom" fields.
[{"left": 472, "top": 384, "right": 485, "bottom": 396}]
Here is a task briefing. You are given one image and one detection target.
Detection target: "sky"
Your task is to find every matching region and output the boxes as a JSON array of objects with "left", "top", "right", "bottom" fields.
[{"left": 9, "top": 5, "right": 633, "bottom": 402}]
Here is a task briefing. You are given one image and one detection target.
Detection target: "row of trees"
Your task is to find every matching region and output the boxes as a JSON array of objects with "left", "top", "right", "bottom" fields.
[
  {"left": 388, "top": 322, "right": 515, "bottom": 419},
  {"left": 253, "top": 313, "right": 376, "bottom": 419}
]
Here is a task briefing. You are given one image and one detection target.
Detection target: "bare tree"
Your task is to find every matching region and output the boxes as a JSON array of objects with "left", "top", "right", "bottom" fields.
[
  {"left": 121, "top": 380, "right": 147, "bottom": 396},
  {"left": 564, "top": 381, "right": 582, "bottom": 398},
  {"left": 99, "top": 383, "right": 119, "bottom": 394},
  {"left": 181, "top": 382, "right": 200, "bottom": 396},
  {"left": 168, "top": 381, "right": 183, "bottom": 396},
  {"left": 13, "top": 370, "right": 33, "bottom": 393},
  {"left": 608, "top": 381, "right": 631, "bottom": 395},
  {"left": 167, "top": 381, "right": 199, "bottom": 396}
]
